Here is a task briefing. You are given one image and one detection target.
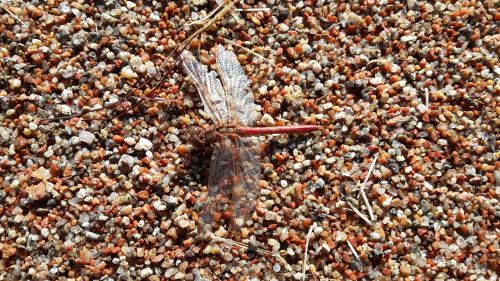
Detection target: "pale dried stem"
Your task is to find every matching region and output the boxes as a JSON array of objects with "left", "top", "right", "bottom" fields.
[
  {"left": 346, "top": 240, "right": 362, "bottom": 265},
  {"left": 222, "top": 38, "right": 276, "bottom": 66},
  {"left": 302, "top": 222, "right": 317, "bottom": 281},
  {"left": 207, "top": 269, "right": 221, "bottom": 281},
  {"left": 359, "top": 153, "right": 378, "bottom": 222},
  {"left": 346, "top": 202, "right": 373, "bottom": 226},
  {"left": 1, "top": 4, "right": 26, "bottom": 25},
  {"left": 212, "top": 236, "right": 293, "bottom": 273},
  {"left": 235, "top": 8, "right": 270, "bottom": 12}
]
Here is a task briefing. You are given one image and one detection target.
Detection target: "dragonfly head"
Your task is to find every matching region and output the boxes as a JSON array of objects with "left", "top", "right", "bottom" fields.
[{"left": 186, "top": 126, "right": 207, "bottom": 147}]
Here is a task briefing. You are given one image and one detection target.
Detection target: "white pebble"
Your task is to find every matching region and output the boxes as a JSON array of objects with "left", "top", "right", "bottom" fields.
[
  {"left": 260, "top": 114, "right": 275, "bottom": 126},
  {"left": 79, "top": 130, "right": 95, "bottom": 144},
  {"left": 310, "top": 61, "right": 322, "bottom": 74},
  {"left": 140, "top": 268, "right": 153, "bottom": 278},
  {"left": 417, "top": 104, "right": 428, "bottom": 113},
  {"left": 125, "top": 1, "right": 136, "bottom": 9},
  {"left": 401, "top": 35, "right": 417, "bottom": 42},
  {"left": 280, "top": 180, "right": 287, "bottom": 188},
  {"left": 57, "top": 104, "right": 72, "bottom": 115},
  {"left": 278, "top": 23, "right": 289, "bottom": 32},
  {"left": 273, "top": 263, "right": 281, "bottom": 272},
  {"left": 370, "top": 232, "right": 381, "bottom": 240},
  {"left": 370, "top": 77, "right": 385, "bottom": 85},
  {"left": 124, "top": 137, "right": 136, "bottom": 145},
  {"left": 10, "top": 78, "right": 21, "bottom": 89},
  {"left": 135, "top": 137, "right": 153, "bottom": 150},
  {"left": 120, "top": 66, "right": 137, "bottom": 79},
  {"left": 85, "top": 231, "right": 100, "bottom": 240}
]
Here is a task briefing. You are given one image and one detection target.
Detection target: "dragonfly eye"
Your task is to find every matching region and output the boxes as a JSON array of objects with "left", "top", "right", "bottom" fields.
[{"left": 187, "top": 126, "right": 206, "bottom": 147}]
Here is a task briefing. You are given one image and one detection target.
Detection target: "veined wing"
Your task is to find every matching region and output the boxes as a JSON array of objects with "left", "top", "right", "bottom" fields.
[
  {"left": 215, "top": 45, "right": 260, "bottom": 126},
  {"left": 199, "top": 137, "right": 261, "bottom": 236},
  {"left": 199, "top": 138, "right": 234, "bottom": 235},
  {"left": 180, "top": 50, "right": 228, "bottom": 123},
  {"left": 230, "top": 136, "right": 261, "bottom": 233}
]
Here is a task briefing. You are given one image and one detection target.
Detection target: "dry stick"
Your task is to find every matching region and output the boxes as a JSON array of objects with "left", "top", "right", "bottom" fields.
[
  {"left": 425, "top": 88, "right": 429, "bottom": 107},
  {"left": 211, "top": 236, "right": 293, "bottom": 273},
  {"left": 358, "top": 153, "right": 378, "bottom": 222},
  {"left": 206, "top": 269, "right": 221, "bottom": 281},
  {"left": 235, "top": 8, "right": 271, "bottom": 12},
  {"left": 222, "top": 38, "right": 276, "bottom": 66},
  {"left": 346, "top": 201, "right": 373, "bottom": 226},
  {"left": 346, "top": 240, "right": 362, "bottom": 265},
  {"left": 1, "top": 4, "right": 26, "bottom": 25},
  {"left": 302, "top": 222, "right": 317, "bottom": 281}
]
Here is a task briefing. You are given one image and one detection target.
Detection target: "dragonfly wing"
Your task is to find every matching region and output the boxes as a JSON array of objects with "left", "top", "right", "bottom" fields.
[
  {"left": 215, "top": 45, "right": 260, "bottom": 126},
  {"left": 199, "top": 137, "right": 261, "bottom": 236},
  {"left": 181, "top": 50, "right": 229, "bottom": 123},
  {"left": 199, "top": 138, "right": 234, "bottom": 235},
  {"left": 230, "top": 136, "right": 261, "bottom": 233}
]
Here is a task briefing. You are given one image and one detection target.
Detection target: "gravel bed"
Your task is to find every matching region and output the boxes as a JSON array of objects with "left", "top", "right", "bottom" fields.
[{"left": 0, "top": 0, "right": 498, "bottom": 280}]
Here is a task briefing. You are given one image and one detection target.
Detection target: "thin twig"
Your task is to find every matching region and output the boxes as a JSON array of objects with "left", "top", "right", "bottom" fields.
[
  {"left": 302, "top": 222, "right": 317, "bottom": 281},
  {"left": 235, "top": 8, "right": 270, "bottom": 12},
  {"left": 359, "top": 153, "right": 378, "bottom": 222},
  {"left": 211, "top": 236, "right": 293, "bottom": 273},
  {"left": 346, "top": 202, "right": 373, "bottom": 226},
  {"left": 1, "top": 4, "right": 26, "bottom": 25},
  {"left": 346, "top": 240, "right": 362, "bottom": 265},
  {"left": 207, "top": 269, "right": 221, "bottom": 281},
  {"left": 222, "top": 38, "right": 276, "bottom": 66}
]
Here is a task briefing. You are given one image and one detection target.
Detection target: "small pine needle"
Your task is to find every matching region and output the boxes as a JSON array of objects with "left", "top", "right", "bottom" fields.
[
  {"left": 358, "top": 153, "right": 378, "bottom": 222},
  {"left": 1, "top": 4, "right": 27, "bottom": 26},
  {"left": 302, "top": 222, "right": 317, "bottom": 281}
]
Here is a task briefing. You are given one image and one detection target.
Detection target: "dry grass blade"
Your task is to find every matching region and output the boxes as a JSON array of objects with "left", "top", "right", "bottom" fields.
[
  {"left": 235, "top": 7, "right": 270, "bottom": 12},
  {"left": 346, "top": 240, "right": 362, "bottom": 265},
  {"left": 207, "top": 269, "right": 221, "bottom": 281},
  {"left": 359, "top": 153, "right": 378, "bottom": 222},
  {"left": 211, "top": 236, "right": 293, "bottom": 273},
  {"left": 346, "top": 201, "right": 373, "bottom": 226},
  {"left": 1, "top": 3, "right": 26, "bottom": 25},
  {"left": 302, "top": 222, "right": 317, "bottom": 281}
]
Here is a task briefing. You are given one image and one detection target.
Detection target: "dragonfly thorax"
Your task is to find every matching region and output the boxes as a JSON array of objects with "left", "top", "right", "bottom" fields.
[{"left": 187, "top": 122, "right": 239, "bottom": 147}]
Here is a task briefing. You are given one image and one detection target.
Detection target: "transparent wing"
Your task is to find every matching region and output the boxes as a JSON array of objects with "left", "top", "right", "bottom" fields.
[
  {"left": 199, "top": 137, "right": 261, "bottom": 236},
  {"left": 180, "top": 50, "right": 228, "bottom": 123},
  {"left": 230, "top": 137, "right": 261, "bottom": 233},
  {"left": 215, "top": 45, "right": 260, "bottom": 126},
  {"left": 199, "top": 138, "right": 234, "bottom": 235}
]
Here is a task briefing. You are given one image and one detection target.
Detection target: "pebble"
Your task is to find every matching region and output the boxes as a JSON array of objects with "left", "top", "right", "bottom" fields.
[
  {"left": 57, "top": 104, "right": 72, "bottom": 115},
  {"left": 370, "top": 77, "right": 385, "bottom": 85},
  {"left": 10, "top": 78, "right": 21, "bottom": 89},
  {"left": 85, "top": 231, "right": 100, "bottom": 240},
  {"left": 141, "top": 268, "right": 153, "bottom": 278},
  {"left": 135, "top": 137, "right": 153, "bottom": 150},
  {"left": 79, "top": 130, "right": 95, "bottom": 144},
  {"left": 118, "top": 154, "right": 135, "bottom": 172},
  {"left": 120, "top": 66, "right": 138, "bottom": 79},
  {"left": 260, "top": 114, "right": 275, "bottom": 126},
  {"left": 1, "top": 1, "right": 497, "bottom": 280}
]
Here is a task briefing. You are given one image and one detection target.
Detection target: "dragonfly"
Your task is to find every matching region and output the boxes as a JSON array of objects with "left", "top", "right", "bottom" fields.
[{"left": 181, "top": 45, "right": 321, "bottom": 236}]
